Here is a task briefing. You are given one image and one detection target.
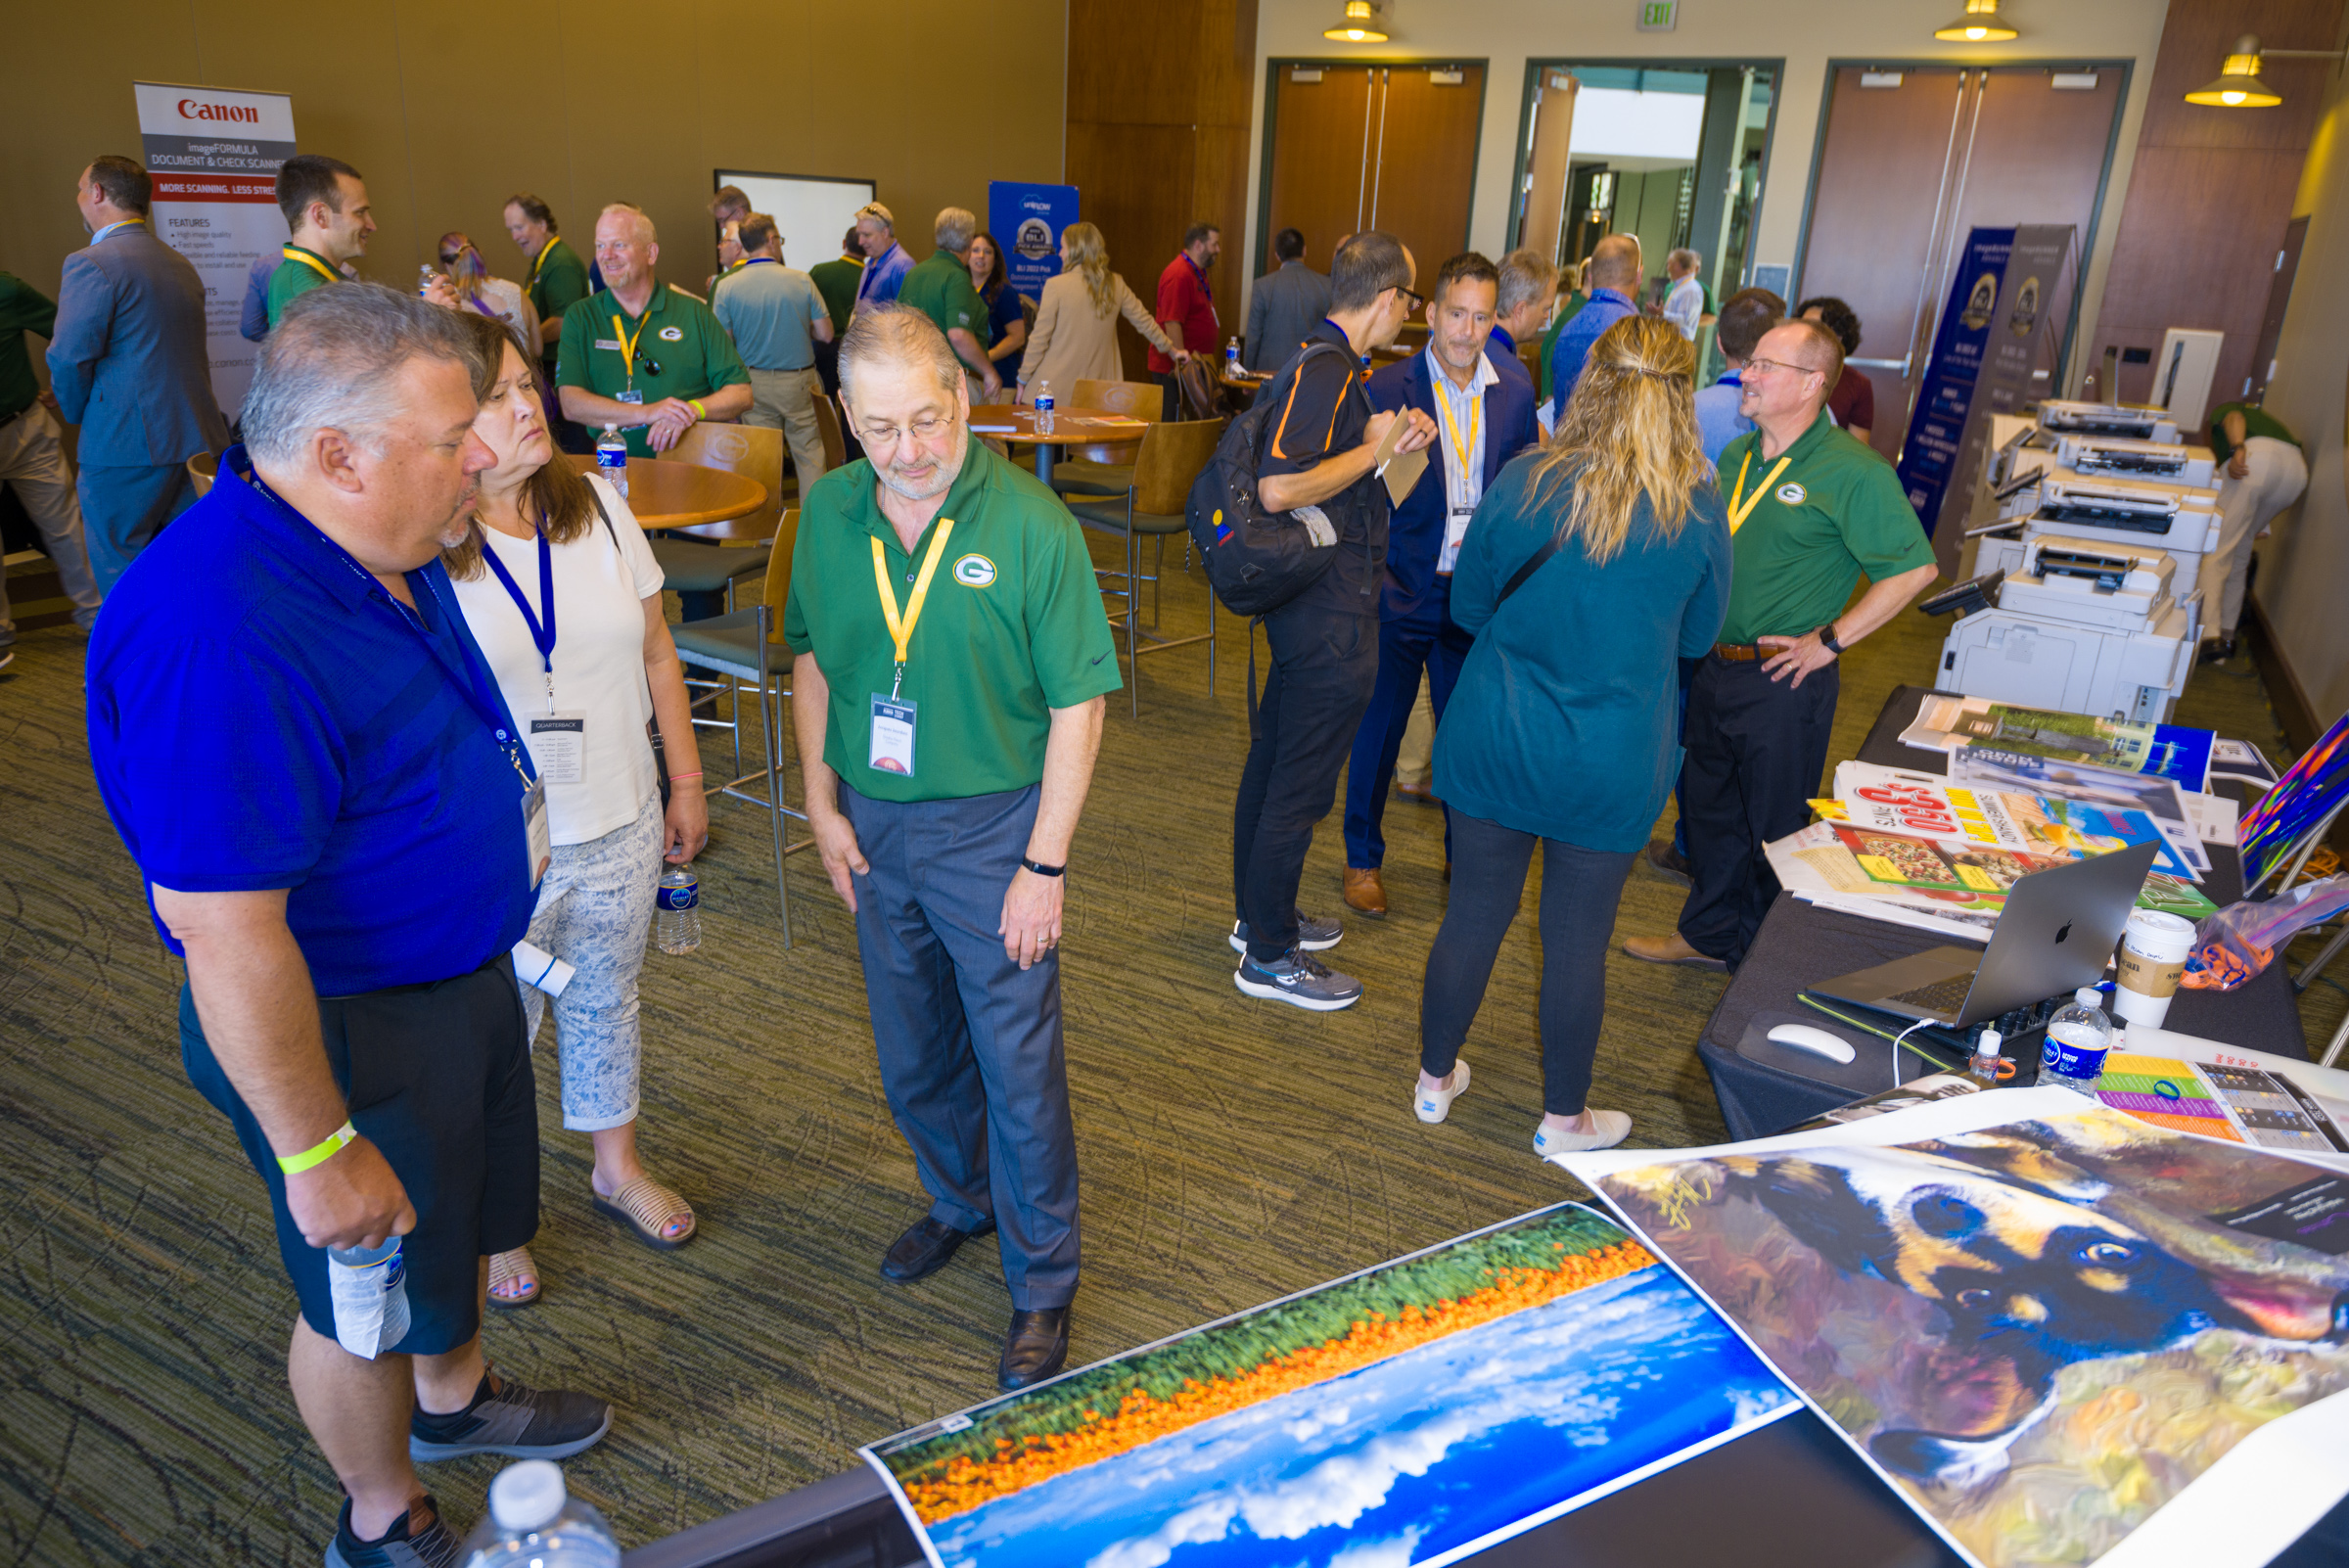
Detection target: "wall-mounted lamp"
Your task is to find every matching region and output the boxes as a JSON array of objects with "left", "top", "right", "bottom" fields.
[
  {"left": 2186, "top": 35, "right": 2285, "bottom": 106},
  {"left": 1933, "top": 0, "right": 2018, "bottom": 44},
  {"left": 1324, "top": 1, "right": 1389, "bottom": 43}
]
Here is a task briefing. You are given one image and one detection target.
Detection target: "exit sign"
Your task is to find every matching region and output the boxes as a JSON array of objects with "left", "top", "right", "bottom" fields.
[{"left": 1637, "top": 0, "right": 1678, "bottom": 28}]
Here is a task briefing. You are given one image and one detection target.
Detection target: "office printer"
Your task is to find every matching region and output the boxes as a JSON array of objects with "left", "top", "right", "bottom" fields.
[
  {"left": 2035, "top": 476, "right": 2221, "bottom": 552},
  {"left": 2037, "top": 399, "right": 2182, "bottom": 444},
  {"left": 1999, "top": 534, "right": 2177, "bottom": 632},
  {"left": 2051, "top": 435, "right": 2216, "bottom": 488}
]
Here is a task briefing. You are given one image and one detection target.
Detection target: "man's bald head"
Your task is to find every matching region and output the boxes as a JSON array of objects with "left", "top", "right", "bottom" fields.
[{"left": 1588, "top": 234, "right": 1643, "bottom": 294}]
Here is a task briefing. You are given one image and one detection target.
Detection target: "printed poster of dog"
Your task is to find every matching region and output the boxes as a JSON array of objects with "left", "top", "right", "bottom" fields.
[{"left": 1558, "top": 1088, "right": 2349, "bottom": 1568}]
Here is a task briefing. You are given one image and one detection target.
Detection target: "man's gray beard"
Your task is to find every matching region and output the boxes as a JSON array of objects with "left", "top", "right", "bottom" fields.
[{"left": 875, "top": 423, "right": 969, "bottom": 503}]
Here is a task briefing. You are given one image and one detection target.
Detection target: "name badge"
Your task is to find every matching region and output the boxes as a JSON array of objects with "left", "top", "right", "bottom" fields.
[
  {"left": 1438, "top": 508, "right": 1475, "bottom": 575},
  {"left": 870, "top": 694, "right": 916, "bottom": 776},
  {"left": 616, "top": 389, "right": 645, "bottom": 405},
  {"left": 594, "top": 338, "right": 623, "bottom": 351},
  {"left": 528, "top": 712, "right": 587, "bottom": 787},
  {"left": 522, "top": 775, "right": 552, "bottom": 888}
]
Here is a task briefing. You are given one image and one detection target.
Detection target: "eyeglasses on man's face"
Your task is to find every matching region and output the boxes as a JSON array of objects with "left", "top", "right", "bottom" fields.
[
  {"left": 856, "top": 414, "right": 955, "bottom": 453},
  {"left": 1744, "top": 357, "right": 1825, "bottom": 381}
]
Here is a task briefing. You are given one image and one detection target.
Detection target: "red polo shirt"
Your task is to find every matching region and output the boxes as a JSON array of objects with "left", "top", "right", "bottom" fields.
[{"left": 1150, "top": 254, "right": 1219, "bottom": 375}]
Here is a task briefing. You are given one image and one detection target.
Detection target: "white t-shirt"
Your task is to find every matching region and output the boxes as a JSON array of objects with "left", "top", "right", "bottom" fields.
[
  {"left": 452, "top": 474, "right": 667, "bottom": 845},
  {"left": 1664, "top": 275, "right": 1703, "bottom": 341}
]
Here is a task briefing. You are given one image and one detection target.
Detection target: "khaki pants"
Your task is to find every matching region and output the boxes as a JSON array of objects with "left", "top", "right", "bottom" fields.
[
  {"left": 742, "top": 367, "right": 826, "bottom": 491},
  {"left": 1393, "top": 677, "right": 1436, "bottom": 788},
  {"left": 0, "top": 403, "right": 103, "bottom": 633}
]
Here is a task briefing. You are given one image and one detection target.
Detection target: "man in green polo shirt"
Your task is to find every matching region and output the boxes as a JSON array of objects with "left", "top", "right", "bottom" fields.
[
  {"left": 555, "top": 204, "right": 750, "bottom": 457},
  {"left": 266, "top": 155, "right": 376, "bottom": 326},
  {"left": 1627, "top": 317, "right": 1938, "bottom": 971},
  {"left": 785, "top": 304, "right": 1116, "bottom": 1393},
  {"left": 895, "top": 207, "right": 1001, "bottom": 401},
  {"left": 2204, "top": 400, "right": 2308, "bottom": 661},
  {"left": 809, "top": 228, "right": 865, "bottom": 338},
  {"left": 504, "top": 192, "right": 591, "bottom": 342}
]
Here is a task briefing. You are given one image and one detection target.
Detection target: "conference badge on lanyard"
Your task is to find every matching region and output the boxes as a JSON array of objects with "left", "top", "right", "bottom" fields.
[
  {"left": 868, "top": 519, "right": 957, "bottom": 777},
  {"left": 613, "top": 311, "right": 647, "bottom": 404},
  {"left": 482, "top": 528, "right": 588, "bottom": 786}
]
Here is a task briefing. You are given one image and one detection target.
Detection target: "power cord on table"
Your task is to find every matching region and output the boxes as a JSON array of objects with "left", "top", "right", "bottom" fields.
[{"left": 1891, "top": 1017, "right": 1936, "bottom": 1090}]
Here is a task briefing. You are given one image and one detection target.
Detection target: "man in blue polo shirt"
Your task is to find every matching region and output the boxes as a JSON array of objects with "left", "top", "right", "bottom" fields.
[
  {"left": 1547, "top": 233, "right": 1641, "bottom": 421},
  {"left": 86, "top": 284, "right": 611, "bottom": 1568}
]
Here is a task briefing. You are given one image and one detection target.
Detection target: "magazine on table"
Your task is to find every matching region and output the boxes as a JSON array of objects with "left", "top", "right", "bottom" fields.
[
  {"left": 1899, "top": 695, "right": 2214, "bottom": 792},
  {"left": 1767, "top": 820, "right": 2219, "bottom": 922},
  {"left": 1828, "top": 760, "right": 2203, "bottom": 880},
  {"left": 1940, "top": 749, "right": 2213, "bottom": 875}
]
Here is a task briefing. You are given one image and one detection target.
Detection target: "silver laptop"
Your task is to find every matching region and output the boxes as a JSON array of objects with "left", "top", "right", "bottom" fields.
[{"left": 1812, "top": 841, "right": 2156, "bottom": 1027}]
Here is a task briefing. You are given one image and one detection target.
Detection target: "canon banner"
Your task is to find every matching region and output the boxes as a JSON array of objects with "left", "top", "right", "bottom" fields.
[{"left": 134, "top": 81, "right": 296, "bottom": 414}]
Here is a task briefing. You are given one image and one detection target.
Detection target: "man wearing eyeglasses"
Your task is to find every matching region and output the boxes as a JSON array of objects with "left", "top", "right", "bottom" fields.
[
  {"left": 1625, "top": 318, "right": 1938, "bottom": 973},
  {"left": 555, "top": 204, "right": 749, "bottom": 459},
  {"left": 784, "top": 305, "right": 1120, "bottom": 1392}
]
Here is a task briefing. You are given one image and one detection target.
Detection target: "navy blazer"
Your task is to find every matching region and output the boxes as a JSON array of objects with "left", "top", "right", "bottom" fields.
[
  {"left": 49, "top": 224, "right": 227, "bottom": 468},
  {"left": 1365, "top": 346, "right": 1541, "bottom": 619}
]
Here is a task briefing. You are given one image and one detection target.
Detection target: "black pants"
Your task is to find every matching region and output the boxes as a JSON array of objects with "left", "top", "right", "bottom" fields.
[
  {"left": 1155, "top": 369, "right": 1181, "bottom": 422},
  {"left": 1677, "top": 653, "right": 1839, "bottom": 967},
  {"left": 1420, "top": 812, "right": 1636, "bottom": 1116},
  {"left": 1231, "top": 594, "right": 1380, "bottom": 961}
]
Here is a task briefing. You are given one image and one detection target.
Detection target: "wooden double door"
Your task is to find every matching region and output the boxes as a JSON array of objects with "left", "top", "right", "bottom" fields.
[
  {"left": 1796, "top": 65, "right": 2125, "bottom": 459},
  {"left": 1261, "top": 63, "right": 1485, "bottom": 289}
]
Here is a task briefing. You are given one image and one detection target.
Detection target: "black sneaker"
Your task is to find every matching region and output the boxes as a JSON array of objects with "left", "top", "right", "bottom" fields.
[
  {"left": 1228, "top": 912, "right": 1342, "bottom": 954},
  {"left": 408, "top": 1370, "right": 612, "bottom": 1463},
  {"left": 1234, "top": 947, "right": 1363, "bottom": 1010},
  {"left": 325, "top": 1494, "right": 462, "bottom": 1568}
]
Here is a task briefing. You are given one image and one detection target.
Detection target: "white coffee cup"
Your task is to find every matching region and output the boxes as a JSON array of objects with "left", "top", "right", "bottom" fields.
[{"left": 2112, "top": 909, "right": 2196, "bottom": 1028}]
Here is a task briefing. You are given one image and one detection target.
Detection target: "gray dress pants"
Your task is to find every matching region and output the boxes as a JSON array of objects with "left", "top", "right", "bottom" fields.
[{"left": 841, "top": 780, "right": 1080, "bottom": 1309}]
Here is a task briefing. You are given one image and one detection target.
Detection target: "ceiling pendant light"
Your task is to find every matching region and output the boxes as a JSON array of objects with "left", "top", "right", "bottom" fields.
[
  {"left": 1933, "top": 0, "right": 2018, "bottom": 43},
  {"left": 1324, "top": 1, "right": 1389, "bottom": 43},
  {"left": 2184, "top": 34, "right": 2283, "bottom": 107}
]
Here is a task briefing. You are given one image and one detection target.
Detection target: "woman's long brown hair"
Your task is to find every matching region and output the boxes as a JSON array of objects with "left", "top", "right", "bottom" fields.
[
  {"left": 440, "top": 312, "right": 596, "bottom": 581},
  {"left": 1523, "top": 314, "right": 1713, "bottom": 564}
]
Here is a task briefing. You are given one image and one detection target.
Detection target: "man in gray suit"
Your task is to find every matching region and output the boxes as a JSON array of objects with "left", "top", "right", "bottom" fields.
[
  {"left": 49, "top": 156, "right": 228, "bottom": 592},
  {"left": 1243, "top": 227, "right": 1332, "bottom": 373}
]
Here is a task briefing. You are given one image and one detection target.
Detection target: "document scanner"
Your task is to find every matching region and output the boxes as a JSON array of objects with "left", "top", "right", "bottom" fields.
[
  {"left": 2052, "top": 435, "right": 2216, "bottom": 489},
  {"left": 2000, "top": 534, "right": 2177, "bottom": 632},
  {"left": 2035, "top": 476, "right": 2220, "bottom": 553},
  {"left": 2036, "top": 399, "right": 2181, "bottom": 444}
]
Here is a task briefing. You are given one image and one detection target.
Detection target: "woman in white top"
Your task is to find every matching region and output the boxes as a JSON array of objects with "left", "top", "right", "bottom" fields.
[
  {"left": 444, "top": 313, "right": 706, "bottom": 1306},
  {"left": 1015, "top": 221, "right": 1189, "bottom": 403},
  {"left": 438, "top": 230, "right": 541, "bottom": 358}
]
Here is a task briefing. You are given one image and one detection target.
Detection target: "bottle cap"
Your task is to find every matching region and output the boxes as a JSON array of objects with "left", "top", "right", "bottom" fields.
[
  {"left": 2076, "top": 988, "right": 2101, "bottom": 1007},
  {"left": 1973, "top": 1028, "right": 2002, "bottom": 1055},
  {"left": 488, "top": 1459, "right": 567, "bottom": 1532}
]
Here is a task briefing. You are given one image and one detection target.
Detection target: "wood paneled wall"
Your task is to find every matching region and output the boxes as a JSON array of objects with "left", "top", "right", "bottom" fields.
[
  {"left": 1067, "top": 0, "right": 1262, "bottom": 379},
  {"left": 2089, "top": 0, "right": 2346, "bottom": 407}
]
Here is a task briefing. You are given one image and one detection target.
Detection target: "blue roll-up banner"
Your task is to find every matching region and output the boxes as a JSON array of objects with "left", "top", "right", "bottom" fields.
[
  {"left": 1894, "top": 225, "right": 2013, "bottom": 535},
  {"left": 989, "top": 182, "right": 1078, "bottom": 304}
]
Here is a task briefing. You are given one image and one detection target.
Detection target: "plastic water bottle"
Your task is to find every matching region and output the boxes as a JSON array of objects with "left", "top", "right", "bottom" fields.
[
  {"left": 1226, "top": 336, "right": 1241, "bottom": 377},
  {"left": 461, "top": 1461, "right": 621, "bottom": 1568},
  {"left": 1034, "top": 381, "right": 1054, "bottom": 435},
  {"left": 656, "top": 864, "right": 700, "bottom": 955},
  {"left": 326, "top": 1235, "right": 411, "bottom": 1360},
  {"left": 595, "top": 425, "right": 628, "bottom": 499},
  {"left": 2041, "top": 989, "right": 2114, "bottom": 1095}
]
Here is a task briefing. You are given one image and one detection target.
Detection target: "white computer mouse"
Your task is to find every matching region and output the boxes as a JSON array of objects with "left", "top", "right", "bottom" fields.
[{"left": 1767, "top": 1024, "right": 1858, "bottom": 1064}]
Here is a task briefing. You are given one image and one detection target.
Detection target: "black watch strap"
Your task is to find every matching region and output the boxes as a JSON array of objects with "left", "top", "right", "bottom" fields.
[
  {"left": 1021, "top": 857, "right": 1066, "bottom": 878},
  {"left": 1819, "top": 623, "right": 1845, "bottom": 656}
]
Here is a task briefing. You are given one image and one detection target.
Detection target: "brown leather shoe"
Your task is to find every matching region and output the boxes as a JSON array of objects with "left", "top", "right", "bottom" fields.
[
  {"left": 1622, "top": 932, "right": 1727, "bottom": 972},
  {"left": 1395, "top": 779, "right": 1442, "bottom": 807},
  {"left": 1641, "top": 840, "right": 1693, "bottom": 889},
  {"left": 1343, "top": 866, "right": 1388, "bottom": 917}
]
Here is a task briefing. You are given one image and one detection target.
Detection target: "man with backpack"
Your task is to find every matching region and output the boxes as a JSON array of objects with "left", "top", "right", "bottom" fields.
[{"left": 1222, "top": 233, "right": 1435, "bottom": 1010}]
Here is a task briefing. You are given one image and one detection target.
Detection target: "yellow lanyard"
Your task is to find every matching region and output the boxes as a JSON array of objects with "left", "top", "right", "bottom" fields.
[
  {"left": 611, "top": 311, "right": 647, "bottom": 390},
  {"left": 1727, "top": 449, "right": 1792, "bottom": 534},
  {"left": 530, "top": 237, "right": 564, "bottom": 283},
  {"left": 282, "top": 246, "right": 340, "bottom": 283},
  {"left": 1436, "top": 378, "right": 1480, "bottom": 494},
  {"left": 870, "top": 519, "right": 957, "bottom": 696}
]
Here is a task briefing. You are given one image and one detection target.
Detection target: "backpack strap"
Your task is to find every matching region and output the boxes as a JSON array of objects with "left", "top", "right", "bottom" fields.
[
  {"left": 1495, "top": 534, "right": 1561, "bottom": 608},
  {"left": 585, "top": 477, "right": 623, "bottom": 554}
]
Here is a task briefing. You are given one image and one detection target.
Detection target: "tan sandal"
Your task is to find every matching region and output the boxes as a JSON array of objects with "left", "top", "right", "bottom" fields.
[
  {"left": 487, "top": 1245, "right": 541, "bottom": 1308},
  {"left": 592, "top": 1176, "right": 697, "bottom": 1250}
]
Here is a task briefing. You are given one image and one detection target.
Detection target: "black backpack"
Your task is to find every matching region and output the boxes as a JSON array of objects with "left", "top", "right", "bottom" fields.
[{"left": 1184, "top": 342, "right": 1364, "bottom": 618}]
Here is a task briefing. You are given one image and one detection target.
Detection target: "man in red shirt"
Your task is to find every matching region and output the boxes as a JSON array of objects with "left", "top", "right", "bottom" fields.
[{"left": 1150, "top": 221, "right": 1221, "bottom": 418}]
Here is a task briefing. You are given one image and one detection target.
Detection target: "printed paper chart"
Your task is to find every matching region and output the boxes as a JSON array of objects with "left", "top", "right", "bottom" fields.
[{"left": 2097, "top": 1053, "right": 2349, "bottom": 1156}]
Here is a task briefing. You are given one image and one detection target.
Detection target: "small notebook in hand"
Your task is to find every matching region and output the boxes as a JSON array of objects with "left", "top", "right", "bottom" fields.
[{"left": 1374, "top": 413, "right": 1428, "bottom": 507}]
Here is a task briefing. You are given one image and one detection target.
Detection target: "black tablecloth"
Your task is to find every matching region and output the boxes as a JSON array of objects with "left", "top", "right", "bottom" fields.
[{"left": 1699, "top": 685, "right": 2309, "bottom": 1139}]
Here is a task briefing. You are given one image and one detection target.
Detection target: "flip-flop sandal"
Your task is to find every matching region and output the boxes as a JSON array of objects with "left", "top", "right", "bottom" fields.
[
  {"left": 592, "top": 1176, "right": 697, "bottom": 1251},
  {"left": 487, "top": 1246, "right": 541, "bottom": 1308}
]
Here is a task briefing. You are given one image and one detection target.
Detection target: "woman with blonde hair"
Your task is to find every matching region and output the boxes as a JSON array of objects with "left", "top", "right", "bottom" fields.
[
  {"left": 438, "top": 229, "right": 541, "bottom": 356},
  {"left": 1408, "top": 315, "right": 1731, "bottom": 1156},
  {"left": 1015, "top": 220, "right": 1189, "bottom": 402}
]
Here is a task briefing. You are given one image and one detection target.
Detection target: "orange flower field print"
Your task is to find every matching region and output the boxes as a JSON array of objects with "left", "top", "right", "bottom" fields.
[{"left": 861, "top": 1204, "right": 1799, "bottom": 1568}]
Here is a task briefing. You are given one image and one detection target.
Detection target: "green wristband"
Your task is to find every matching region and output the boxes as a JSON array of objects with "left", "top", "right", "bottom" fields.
[{"left": 278, "top": 1120, "right": 356, "bottom": 1175}]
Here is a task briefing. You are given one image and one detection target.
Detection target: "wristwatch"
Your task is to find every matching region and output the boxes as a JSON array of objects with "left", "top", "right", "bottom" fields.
[
  {"left": 1021, "top": 857, "right": 1066, "bottom": 878},
  {"left": 1818, "top": 623, "right": 1846, "bottom": 657}
]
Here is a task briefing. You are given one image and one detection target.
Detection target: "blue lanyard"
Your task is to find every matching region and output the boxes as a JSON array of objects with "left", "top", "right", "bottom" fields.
[
  {"left": 1323, "top": 318, "right": 1369, "bottom": 370},
  {"left": 479, "top": 526, "right": 557, "bottom": 709}
]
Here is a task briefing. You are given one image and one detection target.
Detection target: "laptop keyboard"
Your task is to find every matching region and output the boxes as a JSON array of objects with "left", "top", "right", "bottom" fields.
[{"left": 1889, "top": 974, "right": 1973, "bottom": 1016}]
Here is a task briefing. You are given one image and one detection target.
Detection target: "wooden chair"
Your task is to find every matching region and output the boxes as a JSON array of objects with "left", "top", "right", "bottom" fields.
[
  {"left": 1059, "top": 418, "right": 1224, "bottom": 716},
  {"left": 1066, "top": 378, "right": 1162, "bottom": 469},
  {"left": 187, "top": 450, "right": 218, "bottom": 498},
  {"left": 668, "top": 509, "right": 806, "bottom": 943},
  {"left": 813, "top": 393, "right": 850, "bottom": 470},
  {"left": 666, "top": 421, "right": 783, "bottom": 539}
]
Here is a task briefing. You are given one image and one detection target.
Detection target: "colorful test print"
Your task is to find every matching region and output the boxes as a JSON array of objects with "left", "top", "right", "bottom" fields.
[
  {"left": 862, "top": 1205, "right": 1798, "bottom": 1568},
  {"left": 2097, "top": 1054, "right": 2349, "bottom": 1156}
]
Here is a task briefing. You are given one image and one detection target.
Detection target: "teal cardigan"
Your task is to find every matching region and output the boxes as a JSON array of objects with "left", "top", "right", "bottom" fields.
[{"left": 1434, "top": 454, "right": 1733, "bottom": 851}]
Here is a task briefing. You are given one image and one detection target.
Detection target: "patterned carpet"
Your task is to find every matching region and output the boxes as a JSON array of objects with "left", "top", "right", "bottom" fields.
[{"left": 2, "top": 530, "right": 2340, "bottom": 1564}]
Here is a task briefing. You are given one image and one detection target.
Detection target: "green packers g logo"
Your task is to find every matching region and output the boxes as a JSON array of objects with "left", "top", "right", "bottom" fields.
[
  {"left": 953, "top": 553, "right": 997, "bottom": 587},
  {"left": 1776, "top": 482, "right": 1808, "bottom": 506}
]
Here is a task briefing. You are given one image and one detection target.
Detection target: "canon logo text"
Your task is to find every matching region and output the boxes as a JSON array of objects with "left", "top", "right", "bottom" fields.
[{"left": 178, "top": 99, "right": 259, "bottom": 123}]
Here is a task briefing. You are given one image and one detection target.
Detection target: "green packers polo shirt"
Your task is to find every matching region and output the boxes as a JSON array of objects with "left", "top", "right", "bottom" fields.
[
  {"left": 0, "top": 272, "right": 58, "bottom": 422},
  {"left": 2207, "top": 401, "right": 2301, "bottom": 463},
  {"left": 1714, "top": 413, "right": 1936, "bottom": 646},
  {"left": 897, "top": 251, "right": 990, "bottom": 348},
  {"left": 783, "top": 440, "right": 1121, "bottom": 804},
  {"left": 266, "top": 245, "right": 343, "bottom": 326},
  {"left": 526, "top": 236, "right": 591, "bottom": 336},
  {"left": 555, "top": 280, "right": 749, "bottom": 458}
]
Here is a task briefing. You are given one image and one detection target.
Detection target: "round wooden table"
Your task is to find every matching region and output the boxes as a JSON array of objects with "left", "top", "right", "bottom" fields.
[
  {"left": 969, "top": 408, "right": 1153, "bottom": 484},
  {"left": 558, "top": 453, "right": 767, "bottom": 535}
]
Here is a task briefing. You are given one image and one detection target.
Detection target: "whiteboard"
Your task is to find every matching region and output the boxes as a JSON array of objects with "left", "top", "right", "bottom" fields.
[{"left": 713, "top": 170, "right": 876, "bottom": 273}]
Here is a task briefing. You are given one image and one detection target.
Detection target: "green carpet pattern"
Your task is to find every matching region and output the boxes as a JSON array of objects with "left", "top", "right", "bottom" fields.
[{"left": 2, "top": 532, "right": 2339, "bottom": 1564}]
